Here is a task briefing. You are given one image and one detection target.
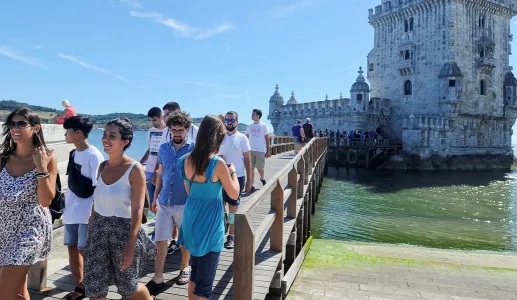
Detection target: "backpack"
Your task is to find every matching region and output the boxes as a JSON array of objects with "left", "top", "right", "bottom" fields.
[{"left": 0, "top": 155, "right": 65, "bottom": 224}]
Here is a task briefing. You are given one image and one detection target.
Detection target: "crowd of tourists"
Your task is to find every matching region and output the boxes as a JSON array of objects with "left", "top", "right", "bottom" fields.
[{"left": 0, "top": 102, "right": 272, "bottom": 300}]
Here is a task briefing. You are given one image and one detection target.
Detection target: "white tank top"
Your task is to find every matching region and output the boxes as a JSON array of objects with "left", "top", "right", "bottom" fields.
[{"left": 94, "top": 162, "right": 137, "bottom": 219}]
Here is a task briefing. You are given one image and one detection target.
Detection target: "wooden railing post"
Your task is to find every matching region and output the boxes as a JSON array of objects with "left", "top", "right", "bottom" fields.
[
  {"left": 271, "top": 180, "right": 284, "bottom": 252},
  {"left": 234, "top": 214, "right": 255, "bottom": 300},
  {"left": 287, "top": 166, "right": 298, "bottom": 219},
  {"left": 303, "top": 151, "right": 309, "bottom": 185}
]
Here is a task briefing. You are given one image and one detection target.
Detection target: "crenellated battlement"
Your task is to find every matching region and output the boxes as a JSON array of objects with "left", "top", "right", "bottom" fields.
[{"left": 368, "top": 0, "right": 517, "bottom": 24}]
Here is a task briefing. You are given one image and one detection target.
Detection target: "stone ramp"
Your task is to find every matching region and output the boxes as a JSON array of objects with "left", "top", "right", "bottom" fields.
[
  {"left": 29, "top": 151, "right": 297, "bottom": 299},
  {"left": 288, "top": 240, "right": 517, "bottom": 300}
]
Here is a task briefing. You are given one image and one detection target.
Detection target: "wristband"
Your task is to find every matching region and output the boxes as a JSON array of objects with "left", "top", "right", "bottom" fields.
[{"left": 35, "top": 172, "right": 50, "bottom": 178}]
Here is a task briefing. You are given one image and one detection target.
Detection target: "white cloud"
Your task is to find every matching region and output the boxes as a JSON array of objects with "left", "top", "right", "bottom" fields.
[
  {"left": 59, "top": 54, "right": 128, "bottom": 81},
  {"left": 120, "top": 0, "right": 141, "bottom": 8},
  {"left": 271, "top": 0, "right": 315, "bottom": 19},
  {"left": 0, "top": 45, "right": 47, "bottom": 68},
  {"left": 130, "top": 10, "right": 234, "bottom": 40}
]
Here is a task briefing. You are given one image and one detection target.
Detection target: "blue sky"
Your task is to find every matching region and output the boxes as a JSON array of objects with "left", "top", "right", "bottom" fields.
[{"left": 0, "top": 0, "right": 516, "bottom": 143}]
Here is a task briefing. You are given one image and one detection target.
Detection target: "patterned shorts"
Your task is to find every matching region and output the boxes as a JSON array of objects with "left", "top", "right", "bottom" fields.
[{"left": 83, "top": 213, "right": 156, "bottom": 297}]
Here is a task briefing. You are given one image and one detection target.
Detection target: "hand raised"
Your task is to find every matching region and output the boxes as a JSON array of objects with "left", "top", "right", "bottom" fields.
[{"left": 33, "top": 147, "right": 53, "bottom": 172}]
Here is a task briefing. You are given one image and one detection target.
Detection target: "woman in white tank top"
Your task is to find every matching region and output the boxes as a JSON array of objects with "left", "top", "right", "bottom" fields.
[{"left": 83, "top": 118, "right": 155, "bottom": 299}]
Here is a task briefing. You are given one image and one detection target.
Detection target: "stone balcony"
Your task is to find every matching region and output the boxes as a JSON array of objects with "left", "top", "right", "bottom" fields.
[
  {"left": 478, "top": 57, "right": 496, "bottom": 73},
  {"left": 399, "top": 59, "right": 416, "bottom": 75}
]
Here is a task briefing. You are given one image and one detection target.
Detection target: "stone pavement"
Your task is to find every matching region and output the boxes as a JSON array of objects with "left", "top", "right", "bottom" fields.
[{"left": 288, "top": 240, "right": 517, "bottom": 300}]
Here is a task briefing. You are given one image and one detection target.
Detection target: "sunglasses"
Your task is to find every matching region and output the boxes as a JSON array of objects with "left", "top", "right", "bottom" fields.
[
  {"left": 225, "top": 118, "right": 236, "bottom": 124},
  {"left": 9, "top": 121, "right": 33, "bottom": 129}
]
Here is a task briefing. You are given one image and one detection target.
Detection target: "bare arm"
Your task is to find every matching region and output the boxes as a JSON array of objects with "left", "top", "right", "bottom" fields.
[
  {"left": 36, "top": 157, "right": 58, "bottom": 207},
  {"left": 214, "top": 159, "right": 240, "bottom": 200},
  {"left": 89, "top": 161, "right": 106, "bottom": 227},
  {"left": 265, "top": 134, "right": 271, "bottom": 158},
  {"left": 243, "top": 151, "right": 252, "bottom": 191},
  {"left": 152, "top": 164, "right": 164, "bottom": 211},
  {"left": 140, "top": 148, "right": 150, "bottom": 164}
]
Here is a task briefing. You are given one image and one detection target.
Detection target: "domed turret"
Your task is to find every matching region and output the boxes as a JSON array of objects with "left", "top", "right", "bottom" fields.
[
  {"left": 287, "top": 90, "right": 298, "bottom": 105},
  {"left": 350, "top": 67, "right": 370, "bottom": 112},
  {"left": 269, "top": 84, "right": 284, "bottom": 106}
]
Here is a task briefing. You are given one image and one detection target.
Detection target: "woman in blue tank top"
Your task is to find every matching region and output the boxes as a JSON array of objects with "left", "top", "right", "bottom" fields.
[{"left": 178, "top": 115, "right": 240, "bottom": 300}]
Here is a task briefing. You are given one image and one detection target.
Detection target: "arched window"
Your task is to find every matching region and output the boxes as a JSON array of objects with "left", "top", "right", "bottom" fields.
[
  {"left": 404, "top": 50, "right": 411, "bottom": 60},
  {"left": 409, "top": 18, "right": 414, "bottom": 31},
  {"left": 404, "top": 20, "right": 409, "bottom": 32},
  {"left": 480, "top": 80, "right": 486, "bottom": 95},
  {"left": 480, "top": 49, "right": 485, "bottom": 58},
  {"left": 479, "top": 17, "right": 485, "bottom": 28},
  {"left": 404, "top": 80, "right": 412, "bottom": 95}
]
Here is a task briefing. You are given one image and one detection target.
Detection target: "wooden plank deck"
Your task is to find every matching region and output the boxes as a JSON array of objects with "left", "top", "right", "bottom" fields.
[{"left": 29, "top": 151, "right": 298, "bottom": 300}]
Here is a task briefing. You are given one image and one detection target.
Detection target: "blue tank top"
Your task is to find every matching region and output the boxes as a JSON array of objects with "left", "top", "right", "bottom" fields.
[{"left": 177, "top": 155, "right": 225, "bottom": 257}]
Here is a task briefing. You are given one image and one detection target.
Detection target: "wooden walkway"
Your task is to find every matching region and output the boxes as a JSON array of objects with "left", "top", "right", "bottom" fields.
[{"left": 29, "top": 151, "right": 306, "bottom": 298}]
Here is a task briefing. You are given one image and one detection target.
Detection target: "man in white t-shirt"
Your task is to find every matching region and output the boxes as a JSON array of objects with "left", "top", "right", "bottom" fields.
[
  {"left": 140, "top": 107, "right": 169, "bottom": 207},
  {"left": 245, "top": 109, "right": 270, "bottom": 190},
  {"left": 219, "top": 111, "right": 252, "bottom": 249},
  {"left": 62, "top": 116, "right": 104, "bottom": 299},
  {"left": 163, "top": 101, "right": 198, "bottom": 142}
]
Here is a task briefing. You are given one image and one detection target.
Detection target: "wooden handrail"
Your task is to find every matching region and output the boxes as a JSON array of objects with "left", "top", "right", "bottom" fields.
[{"left": 234, "top": 137, "right": 328, "bottom": 300}]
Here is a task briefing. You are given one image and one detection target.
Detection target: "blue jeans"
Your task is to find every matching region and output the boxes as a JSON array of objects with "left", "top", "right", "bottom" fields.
[
  {"left": 191, "top": 251, "right": 221, "bottom": 299},
  {"left": 145, "top": 171, "right": 156, "bottom": 206}
]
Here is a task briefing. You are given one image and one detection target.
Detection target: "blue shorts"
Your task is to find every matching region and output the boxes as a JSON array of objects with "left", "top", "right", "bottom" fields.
[
  {"left": 222, "top": 176, "right": 244, "bottom": 206},
  {"left": 64, "top": 223, "right": 89, "bottom": 250},
  {"left": 191, "top": 252, "right": 220, "bottom": 299},
  {"left": 145, "top": 171, "right": 156, "bottom": 206}
]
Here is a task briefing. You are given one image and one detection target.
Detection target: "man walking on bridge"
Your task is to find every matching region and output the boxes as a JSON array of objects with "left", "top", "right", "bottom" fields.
[
  {"left": 219, "top": 111, "right": 252, "bottom": 249},
  {"left": 246, "top": 109, "right": 270, "bottom": 191}
]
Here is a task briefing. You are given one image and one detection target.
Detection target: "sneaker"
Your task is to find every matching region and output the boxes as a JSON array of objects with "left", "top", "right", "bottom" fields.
[
  {"left": 224, "top": 235, "right": 234, "bottom": 249},
  {"left": 168, "top": 240, "right": 181, "bottom": 255},
  {"left": 260, "top": 178, "right": 266, "bottom": 185}
]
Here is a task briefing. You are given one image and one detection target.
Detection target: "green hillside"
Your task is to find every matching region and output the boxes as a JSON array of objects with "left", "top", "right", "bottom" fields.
[{"left": 0, "top": 100, "right": 247, "bottom": 131}]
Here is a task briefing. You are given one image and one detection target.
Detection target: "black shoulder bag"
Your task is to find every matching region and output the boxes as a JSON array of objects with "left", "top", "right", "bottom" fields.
[
  {"left": 66, "top": 149, "right": 96, "bottom": 198},
  {"left": 0, "top": 155, "right": 65, "bottom": 224}
]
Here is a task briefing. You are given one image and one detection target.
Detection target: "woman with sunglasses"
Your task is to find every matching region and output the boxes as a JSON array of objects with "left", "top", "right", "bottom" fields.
[
  {"left": 0, "top": 107, "right": 58, "bottom": 299},
  {"left": 83, "top": 118, "right": 155, "bottom": 300}
]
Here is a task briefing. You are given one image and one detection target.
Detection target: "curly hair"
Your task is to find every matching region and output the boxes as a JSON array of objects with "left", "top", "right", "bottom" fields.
[{"left": 166, "top": 111, "right": 192, "bottom": 129}]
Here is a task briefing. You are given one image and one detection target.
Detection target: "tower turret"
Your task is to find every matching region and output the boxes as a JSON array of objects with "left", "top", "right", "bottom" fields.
[
  {"left": 350, "top": 67, "right": 370, "bottom": 111},
  {"left": 268, "top": 84, "right": 284, "bottom": 132}
]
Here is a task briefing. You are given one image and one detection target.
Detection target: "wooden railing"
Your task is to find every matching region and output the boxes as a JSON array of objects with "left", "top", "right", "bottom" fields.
[
  {"left": 234, "top": 137, "right": 328, "bottom": 299},
  {"left": 270, "top": 136, "right": 294, "bottom": 155}
]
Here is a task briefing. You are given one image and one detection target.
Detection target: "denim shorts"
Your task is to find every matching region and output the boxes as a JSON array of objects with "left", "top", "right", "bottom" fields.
[
  {"left": 191, "top": 251, "right": 220, "bottom": 299},
  {"left": 222, "top": 176, "right": 244, "bottom": 206},
  {"left": 64, "top": 223, "right": 89, "bottom": 250}
]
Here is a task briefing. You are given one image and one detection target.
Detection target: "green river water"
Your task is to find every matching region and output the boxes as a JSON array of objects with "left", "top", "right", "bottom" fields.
[{"left": 312, "top": 167, "right": 517, "bottom": 251}]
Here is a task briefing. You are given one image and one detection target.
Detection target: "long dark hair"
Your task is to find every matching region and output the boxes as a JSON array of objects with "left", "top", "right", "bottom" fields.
[
  {"left": 106, "top": 117, "right": 133, "bottom": 151},
  {"left": 190, "top": 115, "right": 226, "bottom": 175},
  {"left": 1, "top": 107, "right": 47, "bottom": 156}
]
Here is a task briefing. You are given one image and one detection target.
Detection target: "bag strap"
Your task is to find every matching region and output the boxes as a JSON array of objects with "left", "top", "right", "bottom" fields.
[{"left": 66, "top": 149, "right": 76, "bottom": 176}]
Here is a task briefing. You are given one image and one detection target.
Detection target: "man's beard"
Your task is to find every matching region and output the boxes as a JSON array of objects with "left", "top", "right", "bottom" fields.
[
  {"left": 226, "top": 124, "right": 235, "bottom": 132},
  {"left": 173, "top": 137, "right": 184, "bottom": 144}
]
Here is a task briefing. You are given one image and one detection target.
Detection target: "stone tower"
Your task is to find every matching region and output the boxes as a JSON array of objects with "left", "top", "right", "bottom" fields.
[
  {"left": 350, "top": 67, "right": 370, "bottom": 112},
  {"left": 367, "top": 0, "right": 517, "bottom": 167}
]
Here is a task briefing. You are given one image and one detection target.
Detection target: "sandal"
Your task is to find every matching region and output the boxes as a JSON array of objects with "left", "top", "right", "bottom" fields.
[
  {"left": 176, "top": 269, "right": 190, "bottom": 285},
  {"left": 63, "top": 286, "right": 85, "bottom": 300},
  {"left": 145, "top": 279, "right": 165, "bottom": 293}
]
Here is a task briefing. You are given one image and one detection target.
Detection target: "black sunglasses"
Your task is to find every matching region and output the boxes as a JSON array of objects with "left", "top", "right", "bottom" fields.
[{"left": 9, "top": 121, "right": 33, "bottom": 129}]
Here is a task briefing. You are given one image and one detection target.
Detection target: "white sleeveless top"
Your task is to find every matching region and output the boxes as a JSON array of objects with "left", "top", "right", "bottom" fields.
[{"left": 94, "top": 162, "right": 137, "bottom": 219}]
